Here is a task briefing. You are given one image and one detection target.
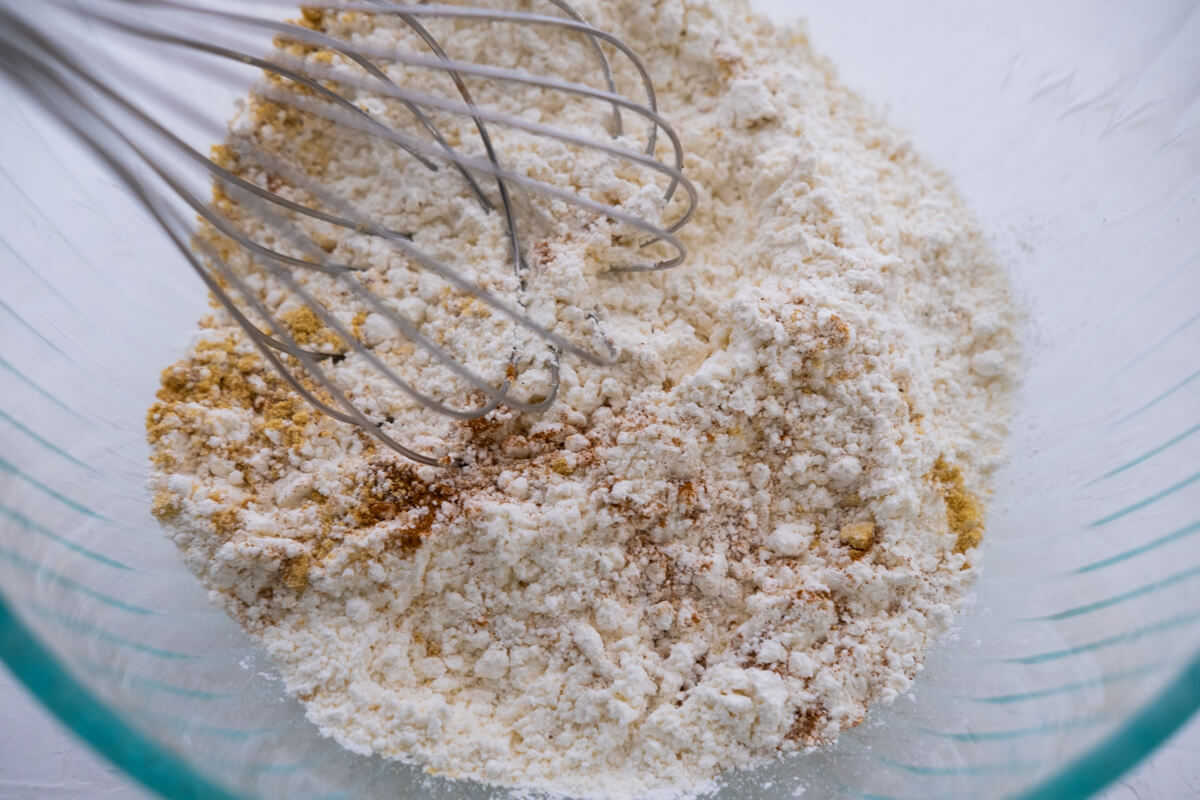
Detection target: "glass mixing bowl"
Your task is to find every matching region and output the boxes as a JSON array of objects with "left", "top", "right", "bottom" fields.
[{"left": 2, "top": 1, "right": 1198, "bottom": 798}]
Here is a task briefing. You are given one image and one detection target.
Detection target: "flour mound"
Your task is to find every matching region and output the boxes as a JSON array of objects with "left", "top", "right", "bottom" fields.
[{"left": 147, "top": 1, "right": 1018, "bottom": 798}]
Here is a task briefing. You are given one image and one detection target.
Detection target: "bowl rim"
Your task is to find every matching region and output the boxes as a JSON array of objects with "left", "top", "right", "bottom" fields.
[
  {"left": 3, "top": 590, "right": 1200, "bottom": 799},
  {"left": 0, "top": 595, "right": 240, "bottom": 800}
]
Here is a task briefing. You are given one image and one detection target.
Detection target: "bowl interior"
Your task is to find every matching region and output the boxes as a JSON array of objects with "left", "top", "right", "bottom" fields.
[{"left": 2, "top": 1, "right": 1200, "bottom": 798}]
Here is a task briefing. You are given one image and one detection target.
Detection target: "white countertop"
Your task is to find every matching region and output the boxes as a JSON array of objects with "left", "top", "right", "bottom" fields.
[{"left": 2, "top": 663, "right": 1198, "bottom": 799}]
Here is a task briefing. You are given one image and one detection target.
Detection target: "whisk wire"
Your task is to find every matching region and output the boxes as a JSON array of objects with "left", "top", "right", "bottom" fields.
[
  {"left": 1, "top": 17, "right": 452, "bottom": 465},
  {"left": 0, "top": 0, "right": 697, "bottom": 464}
]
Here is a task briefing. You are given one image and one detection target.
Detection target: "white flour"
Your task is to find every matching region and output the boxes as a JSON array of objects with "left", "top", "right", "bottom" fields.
[{"left": 146, "top": 1, "right": 1018, "bottom": 797}]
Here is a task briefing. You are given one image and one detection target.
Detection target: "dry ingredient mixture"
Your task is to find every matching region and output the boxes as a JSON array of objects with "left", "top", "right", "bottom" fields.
[{"left": 146, "top": 1, "right": 1018, "bottom": 797}]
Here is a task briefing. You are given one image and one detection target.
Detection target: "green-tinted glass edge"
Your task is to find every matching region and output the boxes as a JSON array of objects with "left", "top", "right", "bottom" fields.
[
  {"left": 1012, "top": 645, "right": 1200, "bottom": 800},
  {"left": 2, "top": 584, "right": 1199, "bottom": 800},
  {"left": 0, "top": 592, "right": 243, "bottom": 800}
]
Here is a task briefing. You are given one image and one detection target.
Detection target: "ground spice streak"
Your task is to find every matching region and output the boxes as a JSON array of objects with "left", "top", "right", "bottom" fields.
[{"left": 147, "top": 1, "right": 1018, "bottom": 797}]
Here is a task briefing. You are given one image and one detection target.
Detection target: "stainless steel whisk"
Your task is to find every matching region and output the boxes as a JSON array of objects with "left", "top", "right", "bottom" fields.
[{"left": 0, "top": 0, "right": 697, "bottom": 466}]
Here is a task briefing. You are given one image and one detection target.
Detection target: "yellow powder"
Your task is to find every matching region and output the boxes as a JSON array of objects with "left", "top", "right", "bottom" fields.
[
  {"left": 932, "top": 457, "right": 985, "bottom": 553},
  {"left": 247, "top": 95, "right": 334, "bottom": 175},
  {"left": 210, "top": 144, "right": 238, "bottom": 172},
  {"left": 282, "top": 553, "right": 312, "bottom": 591},
  {"left": 279, "top": 305, "right": 345, "bottom": 352},
  {"left": 280, "top": 306, "right": 323, "bottom": 345},
  {"left": 210, "top": 508, "right": 241, "bottom": 538},
  {"left": 153, "top": 336, "right": 259, "bottom": 410},
  {"left": 262, "top": 398, "right": 311, "bottom": 449},
  {"left": 350, "top": 309, "right": 369, "bottom": 340},
  {"left": 151, "top": 491, "right": 181, "bottom": 519},
  {"left": 838, "top": 521, "right": 875, "bottom": 550},
  {"left": 312, "top": 538, "right": 337, "bottom": 563},
  {"left": 297, "top": 7, "right": 326, "bottom": 29},
  {"left": 264, "top": 398, "right": 297, "bottom": 427}
]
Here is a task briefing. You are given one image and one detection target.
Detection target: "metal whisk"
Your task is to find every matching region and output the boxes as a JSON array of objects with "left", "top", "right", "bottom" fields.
[{"left": 0, "top": 0, "right": 696, "bottom": 466}]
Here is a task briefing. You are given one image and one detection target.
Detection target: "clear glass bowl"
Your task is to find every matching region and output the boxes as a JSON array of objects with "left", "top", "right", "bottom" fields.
[{"left": 2, "top": 1, "right": 1199, "bottom": 798}]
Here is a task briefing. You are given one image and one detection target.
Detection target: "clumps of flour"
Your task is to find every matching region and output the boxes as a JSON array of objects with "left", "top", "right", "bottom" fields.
[{"left": 146, "top": 1, "right": 1018, "bottom": 798}]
